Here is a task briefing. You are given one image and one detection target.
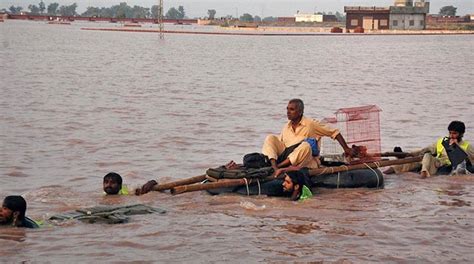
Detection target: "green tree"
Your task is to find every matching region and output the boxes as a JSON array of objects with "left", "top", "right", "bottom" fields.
[
  {"left": 39, "top": 1, "right": 46, "bottom": 14},
  {"left": 9, "top": 5, "right": 23, "bottom": 14},
  {"left": 82, "top": 6, "right": 100, "bottom": 17},
  {"left": 58, "top": 3, "right": 77, "bottom": 16},
  {"left": 116, "top": 2, "right": 132, "bottom": 18},
  {"left": 151, "top": 5, "right": 162, "bottom": 19},
  {"left": 28, "top": 4, "right": 40, "bottom": 14},
  {"left": 240, "top": 13, "right": 253, "bottom": 22},
  {"left": 132, "top": 5, "right": 150, "bottom": 18},
  {"left": 177, "top": 6, "right": 185, "bottom": 19},
  {"left": 99, "top": 7, "right": 114, "bottom": 18},
  {"left": 47, "top": 3, "right": 59, "bottom": 15},
  {"left": 208, "top": 9, "right": 216, "bottom": 19},
  {"left": 254, "top": 15, "right": 261, "bottom": 22},
  {"left": 439, "top": 5, "right": 457, "bottom": 16},
  {"left": 262, "top": 16, "right": 277, "bottom": 22},
  {"left": 166, "top": 7, "right": 180, "bottom": 19}
]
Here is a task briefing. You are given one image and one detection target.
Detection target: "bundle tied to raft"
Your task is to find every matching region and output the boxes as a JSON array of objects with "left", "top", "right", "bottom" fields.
[{"left": 206, "top": 166, "right": 274, "bottom": 180}]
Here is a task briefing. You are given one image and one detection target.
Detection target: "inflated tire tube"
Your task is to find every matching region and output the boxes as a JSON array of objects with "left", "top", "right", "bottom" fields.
[
  {"left": 206, "top": 168, "right": 384, "bottom": 196},
  {"left": 312, "top": 168, "right": 384, "bottom": 188},
  {"left": 206, "top": 179, "right": 287, "bottom": 197}
]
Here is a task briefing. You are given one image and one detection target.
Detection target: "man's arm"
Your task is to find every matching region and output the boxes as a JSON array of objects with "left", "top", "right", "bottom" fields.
[
  {"left": 135, "top": 180, "right": 158, "bottom": 196},
  {"left": 335, "top": 133, "right": 354, "bottom": 158}
]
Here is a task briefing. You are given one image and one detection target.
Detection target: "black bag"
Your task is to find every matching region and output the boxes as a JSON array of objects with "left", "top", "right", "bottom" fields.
[{"left": 243, "top": 153, "right": 270, "bottom": 169}]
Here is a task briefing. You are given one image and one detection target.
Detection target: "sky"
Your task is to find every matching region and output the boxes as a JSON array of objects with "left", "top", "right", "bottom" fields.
[{"left": 2, "top": 0, "right": 473, "bottom": 17}]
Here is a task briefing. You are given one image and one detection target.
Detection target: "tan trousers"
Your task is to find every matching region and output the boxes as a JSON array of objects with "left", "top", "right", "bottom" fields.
[
  {"left": 261, "top": 135, "right": 318, "bottom": 168},
  {"left": 393, "top": 153, "right": 442, "bottom": 176}
]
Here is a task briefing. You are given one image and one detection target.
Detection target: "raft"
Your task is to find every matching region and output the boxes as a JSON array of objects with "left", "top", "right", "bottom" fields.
[
  {"left": 49, "top": 204, "right": 166, "bottom": 224},
  {"left": 206, "top": 167, "right": 384, "bottom": 196}
]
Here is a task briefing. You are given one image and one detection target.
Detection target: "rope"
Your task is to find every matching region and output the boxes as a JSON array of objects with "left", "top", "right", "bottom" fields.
[
  {"left": 336, "top": 172, "right": 340, "bottom": 189},
  {"left": 363, "top": 163, "right": 380, "bottom": 188},
  {"left": 244, "top": 178, "right": 250, "bottom": 196},
  {"left": 256, "top": 178, "right": 261, "bottom": 196}
]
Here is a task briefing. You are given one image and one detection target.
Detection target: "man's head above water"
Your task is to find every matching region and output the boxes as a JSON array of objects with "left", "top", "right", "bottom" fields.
[
  {"left": 103, "top": 172, "right": 123, "bottom": 195},
  {"left": 0, "top": 195, "right": 27, "bottom": 225},
  {"left": 282, "top": 170, "right": 311, "bottom": 201}
]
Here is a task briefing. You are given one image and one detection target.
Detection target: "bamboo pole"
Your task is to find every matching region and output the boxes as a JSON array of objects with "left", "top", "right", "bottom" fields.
[
  {"left": 152, "top": 174, "right": 207, "bottom": 191},
  {"left": 171, "top": 178, "right": 249, "bottom": 195},
  {"left": 170, "top": 156, "right": 423, "bottom": 195},
  {"left": 309, "top": 156, "right": 422, "bottom": 176}
]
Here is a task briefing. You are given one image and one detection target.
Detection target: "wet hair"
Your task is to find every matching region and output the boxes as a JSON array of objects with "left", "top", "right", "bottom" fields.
[
  {"left": 286, "top": 170, "right": 311, "bottom": 200},
  {"left": 103, "top": 172, "right": 123, "bottom": 186},
  {"left": 289, "top": 98, "right": 304, "bottom": 114},
  {"left": 3, "top": 196, "right": 27, "bottom": 220},
  {"left": 448, "top": 121, "right": 465, "bottom": 135}
]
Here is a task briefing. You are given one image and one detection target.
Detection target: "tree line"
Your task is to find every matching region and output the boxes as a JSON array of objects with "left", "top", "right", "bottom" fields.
[
  {"left": 3, "top": 2, "right": 460, "bottom": 20},
  {"left": 5, "top": 1, "right": 187, "bottom": 19}
]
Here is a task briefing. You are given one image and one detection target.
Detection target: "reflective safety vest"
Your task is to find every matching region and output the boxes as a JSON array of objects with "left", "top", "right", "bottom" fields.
[
  {"left": 118, "top": 185, "right": 129, "bottom": 195},
  {"left": 103, "top": 185, "right": 130, "bottom": 195},
  {"left": 299, "top": 185, "right": 313, "bottom": 201},
  {"left": 436, "top": 138, "right": 470, "bottom": 165}
]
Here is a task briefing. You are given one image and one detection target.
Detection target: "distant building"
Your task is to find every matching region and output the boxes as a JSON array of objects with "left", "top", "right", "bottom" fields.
[
  {"left": 345, "top": 0, "right": 430, "bottom": 30},
  {"left": 277, "top": 17, "right": 296, "bottom": 23},
  {"left": 295, "top": 13, "right": 324, "bottom": 23},
  {"left": 294, "top": 13, "right": 339, "bottom": 23},
  {"left": 344, "top": 7, "right": 390, "bottom": 30},
  {"left": 427, "top": 15, "right": 470, "bottom": 23},
  {"left": 323, "top": 15, "right": 338, "bottom": 22}
]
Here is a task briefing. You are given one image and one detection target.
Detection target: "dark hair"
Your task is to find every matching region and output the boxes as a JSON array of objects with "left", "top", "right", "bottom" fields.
[
  {"left": 448, "top": 121, "right": 465, "bottom": 135},
  {"left": 286, "top": 170, "right": 311, "bottom": 200},
  {"left": 289, "top": 98, "right": 304, "bottom": 114},
  {"left": 3, "top": 196, "right": 27, "bottom": 220},
  {"left": 103, "top": 172, "right": 123, "bottom": 185}
]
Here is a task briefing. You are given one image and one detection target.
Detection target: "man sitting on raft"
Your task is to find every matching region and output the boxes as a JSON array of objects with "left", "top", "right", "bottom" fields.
[
  {"left": 103, "top": 172, "right": 159, "bottom": 196},
  {"left": 0, "top": 196, "right": 39, "bottom": 228},
  {"left": 385, "top": 121, "right": 473, "bottom": 177},
  {"left": 262, "top": 98, "right": 354, "bottom": 175}
]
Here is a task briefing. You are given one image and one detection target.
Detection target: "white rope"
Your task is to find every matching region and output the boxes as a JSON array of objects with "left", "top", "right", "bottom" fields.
[
  {"left": 244, "top": 178, "right": 250, "bottom": 196},
  {"left": 337, "top": 172, "right": 340, "bottom": 189},
  {"left": 363, "top": 163, "right": 380, "bottom": 188},
  {"left": 256, "top": 178, "right": 261, "bottom": 196}
]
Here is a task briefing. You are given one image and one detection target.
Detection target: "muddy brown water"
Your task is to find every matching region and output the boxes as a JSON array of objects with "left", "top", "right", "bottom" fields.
[{"left": 1, "top": 20, "right": 473, "bottom": 262}]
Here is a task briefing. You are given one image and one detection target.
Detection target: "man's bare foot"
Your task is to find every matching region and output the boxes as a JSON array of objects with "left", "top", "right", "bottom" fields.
[
  {"left": 225, "top": 160, "right": 240, "bottom": 170},
  {"left": 420, "top": 171, "right": 429, "bottom": 178},
  {"left": 383, "top": 167, "right": 395, "bottom": 174}
]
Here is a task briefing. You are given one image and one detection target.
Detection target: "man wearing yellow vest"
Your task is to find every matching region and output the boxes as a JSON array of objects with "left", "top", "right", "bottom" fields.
[
  {"left": 103, "top": 172, "right": 158, "bottom": 196},
  {"left": 387, "top": 121, "right": 473, "bottom": 177}
]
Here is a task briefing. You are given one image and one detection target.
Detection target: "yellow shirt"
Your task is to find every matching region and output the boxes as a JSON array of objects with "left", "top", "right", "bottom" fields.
[{"left": 280, "top": 116, "right": 340, "bottom": 147}]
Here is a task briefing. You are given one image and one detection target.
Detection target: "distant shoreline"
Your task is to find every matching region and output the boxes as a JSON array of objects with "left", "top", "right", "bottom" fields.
[{"left": 81, "top": 27, "right": 474, "bottom": 36}]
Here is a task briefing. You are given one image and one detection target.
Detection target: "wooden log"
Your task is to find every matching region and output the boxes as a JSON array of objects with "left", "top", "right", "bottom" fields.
[
  {"left": 309, "top": 156, "right": 422, "bottom": 176},
  {"left": 170, "top": 156, "right": 423, "bottom": 195},
  {"left": 152, "top": 174, "right": 207, "bottom": 191},
  {"left": 171, "top": 178, "right": 251, "bottom": 195}
]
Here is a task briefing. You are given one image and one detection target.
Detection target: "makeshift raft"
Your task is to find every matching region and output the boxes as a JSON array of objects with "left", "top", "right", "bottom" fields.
[
  {"left": 49, "top": 204, "right": 166, "bottom": 224},
  {"left": 160, "top": 156, "right": 422, "bottom": 195}
]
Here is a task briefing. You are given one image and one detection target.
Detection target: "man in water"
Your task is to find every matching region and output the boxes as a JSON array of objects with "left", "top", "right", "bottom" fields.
[
  {"left": 103, "top": 172, "right": 158, "bottom": 196},
  {"left": 0, "top": 196, "right": 39, "bottom": 228},
  {"left": 385, "top": 121, "right": 473, "bottom": 177},
  {"left": 262, "top": 98, "right": 354, "bottom": 174},
  {"left": 282, "top": 170, "right": 313, "bottom": 201}
]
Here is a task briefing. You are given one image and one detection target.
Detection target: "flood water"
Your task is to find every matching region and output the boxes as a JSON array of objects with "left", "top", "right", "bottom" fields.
[{"left": 1, "top": 20, "right": 473, "bottom": 262}]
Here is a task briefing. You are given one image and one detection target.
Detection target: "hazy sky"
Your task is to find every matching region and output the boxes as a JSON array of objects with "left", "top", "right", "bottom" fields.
[{"left": 2, "top": 0, "right": 473, "bottom": 17}]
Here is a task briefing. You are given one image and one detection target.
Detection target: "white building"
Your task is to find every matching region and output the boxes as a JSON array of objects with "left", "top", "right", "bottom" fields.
[
  {"left": 294, "top": 13, "right": 323, "bottom": 23},
  {"left": 390, "top": 0, "right": 429, "bottom": 30}
]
